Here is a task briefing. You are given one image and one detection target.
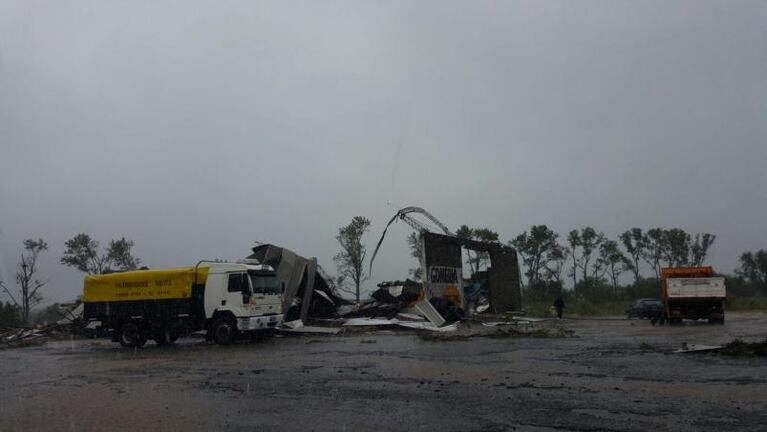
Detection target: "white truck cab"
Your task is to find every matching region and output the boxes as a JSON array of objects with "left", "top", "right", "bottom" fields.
[{"left": 201, "top": 262, "right": 284, "bottom": 343}]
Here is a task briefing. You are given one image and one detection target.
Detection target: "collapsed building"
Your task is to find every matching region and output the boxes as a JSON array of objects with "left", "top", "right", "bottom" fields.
[
  {"left": 247, "top": 207, "right": 522, "bottom": 326},
  {"left": 246, "top": 244, "right": 350, "bottom": 322},
  {"left": 245, "top": 207, "right": 523, "bottom": 330},
  {"left": 365, "top": 206, "right": 523, "bottom": 323}
]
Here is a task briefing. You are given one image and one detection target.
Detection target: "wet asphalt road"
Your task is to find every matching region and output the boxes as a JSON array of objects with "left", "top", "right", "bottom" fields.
[{"left": 1, "top": 312, "right": 766, "bottom": 432}]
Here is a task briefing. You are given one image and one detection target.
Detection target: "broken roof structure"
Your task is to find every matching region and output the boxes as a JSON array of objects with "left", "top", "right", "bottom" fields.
[{"left": 247, "top": 244, "right": 350, "bottom": 321}]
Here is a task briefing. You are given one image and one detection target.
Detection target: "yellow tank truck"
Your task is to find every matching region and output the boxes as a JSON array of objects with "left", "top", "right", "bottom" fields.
[{"left": 83, "top": 261, "right": 284, "bottom": 347}]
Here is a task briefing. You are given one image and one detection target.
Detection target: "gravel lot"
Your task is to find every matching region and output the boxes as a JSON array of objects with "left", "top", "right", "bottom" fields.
[{"left": 1, "top": 312, "right": 766, "bottom": 432}]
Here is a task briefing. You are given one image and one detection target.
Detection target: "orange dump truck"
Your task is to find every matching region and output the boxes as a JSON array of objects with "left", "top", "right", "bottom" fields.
[{"left": 661, "top": 266, "right": 726, "bottom": 324}]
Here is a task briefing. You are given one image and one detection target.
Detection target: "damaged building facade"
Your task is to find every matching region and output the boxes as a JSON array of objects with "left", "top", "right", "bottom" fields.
[{"left": 421, "top": 232, "right": 522, "bottom": 314}]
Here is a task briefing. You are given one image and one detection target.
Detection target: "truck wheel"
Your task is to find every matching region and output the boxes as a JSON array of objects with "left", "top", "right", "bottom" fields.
[
  {"left": 119, "top": 322, "right": 145, "bottom": 348},
  {"left": 212, "top": 318, "right": 236, "bottom": 345},
  {"left": 153, "top": 327, "right": 173, "bottom": 346}
]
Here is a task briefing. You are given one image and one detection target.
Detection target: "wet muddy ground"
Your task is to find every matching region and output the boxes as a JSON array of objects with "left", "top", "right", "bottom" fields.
[{"left": 1, "top": 312, "right": 766, "bottom": 432}]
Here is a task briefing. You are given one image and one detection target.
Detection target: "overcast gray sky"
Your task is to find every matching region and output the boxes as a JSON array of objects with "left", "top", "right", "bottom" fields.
[{"left": 1, "top": 1, "right": 765, "bottom": 304}]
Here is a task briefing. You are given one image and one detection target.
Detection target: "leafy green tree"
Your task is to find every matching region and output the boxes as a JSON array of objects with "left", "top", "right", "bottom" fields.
[
  {"left": 619, "top": 228, "right": 646, "bottom": 283},
  {"left": 662, "top": 228, "right": 691, "bottom": 267},
  {"left": 333, "top": 216, "right": 371, "bottom": 302},
  {"left": 61, "top": 233, "right": 141, "bottom": 274},
  {"left": 106, "top": 238, "right": 141, "bottom": 271},
  {"left": 567, "top": 227, "right": 605, "bottom": 293},
  {"left": 406, "top": 232, "right": 424, "bottom": 280},
  {"left": 511, "top": 225, "right": 561, "bottom": 288},
  {"left": 690, "top": 233, "right": 716, "bottom": 266},
  {"left": 543, "top": 244, "right": 570, "bottom": 287},
  {"left": 456, "top": 225, "right": 499, "bottom": 274},
  {"left": 598, "top": 240, "right": 633, "bottom": 296},
  {"left": 642, "top": 228, "right": 666, "bottom": 283},
  {"left": 567, "top": 230, "right": 581, "bottom": 290},
  {"left": 736, "top": 249, "right": 767, "bottom": 290},
  {"left": 578, "top": 227, "right": 605, "bottom": 281}
]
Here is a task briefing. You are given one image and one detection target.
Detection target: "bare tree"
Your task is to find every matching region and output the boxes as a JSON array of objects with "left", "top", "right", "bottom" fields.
[
  {"left": 2, "top": 239, "right": 49, "bottom": 324},
  {"left": 61, "top": 233, "right": 140, "bottom": 274},
  {"left": 334, "top": 216, "right": 371, "bottom": 303}
]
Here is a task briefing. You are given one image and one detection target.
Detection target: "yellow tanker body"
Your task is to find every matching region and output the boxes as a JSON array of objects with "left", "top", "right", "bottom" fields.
[{"left": 84, "top": 267, "right": 209, "bottom": 303}]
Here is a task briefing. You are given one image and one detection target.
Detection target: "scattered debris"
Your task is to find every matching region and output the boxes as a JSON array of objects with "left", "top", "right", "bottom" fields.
[
  {"left": 673, "top": 343, "right": 723, "bottom": 353},
  {"left": 0, "top": 324, "right": 68, "bottom": 349},
  {"left": 514, "top": 317, "right": 546, "bottom": 323},
  {"left": 407, "top": 298, "right": 446, "bottom": 327},
  {"left": 396, "top": 322, "right": 459, "bottom": 332},
  {"left": 343, "top": 318, "right": 398, "bottom": 327},
  {"left": 396, "top": 313, "right": 425, "bottom": 322},
  {"left": 277, "top": 320, "right": 342, "bottom": 335},
  {"left": 482, "top": 322, "right": 513, "bottom": 327}
]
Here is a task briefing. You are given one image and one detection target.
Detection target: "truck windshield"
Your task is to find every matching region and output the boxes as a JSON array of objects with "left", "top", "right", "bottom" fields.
[{"left": 249, "top": 272, "right": 282, "bottom": 295}]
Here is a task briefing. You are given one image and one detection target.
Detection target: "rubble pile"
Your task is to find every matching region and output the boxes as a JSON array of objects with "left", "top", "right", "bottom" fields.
[{"left": 0, "top": 325, "right": 68, "bottom": 348}]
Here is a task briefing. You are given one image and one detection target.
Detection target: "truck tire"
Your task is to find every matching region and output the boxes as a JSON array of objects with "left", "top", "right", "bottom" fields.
[
  {"left": 212, "top": 318, "right": 236, "bottom": 345},
  {"left": 119, "top": 322, "right": 146, "bottom": 348},
  {"left": 153, "top": 327, "right": 173, "bottom": 346}
]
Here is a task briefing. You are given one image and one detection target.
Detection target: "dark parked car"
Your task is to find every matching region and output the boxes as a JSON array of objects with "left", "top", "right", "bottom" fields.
[{"left": 626, "top": 298, "right": 663, "bottom": 319}]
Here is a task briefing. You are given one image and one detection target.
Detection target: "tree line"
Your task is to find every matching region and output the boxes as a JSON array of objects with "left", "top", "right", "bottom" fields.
[
  {"left": 510, "top": 226, "right": 717, "bottom": 299},
  {"left": 0, "top": 233, "right": 140, "bottom": 326},
  {"left": 331, "top": 216, "right": 767, "bottom": 304}
]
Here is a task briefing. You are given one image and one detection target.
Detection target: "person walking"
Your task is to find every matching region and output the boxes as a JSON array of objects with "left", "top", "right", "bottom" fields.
[{"left": 553, "top": 295, "right": 565, "bottom": 319}]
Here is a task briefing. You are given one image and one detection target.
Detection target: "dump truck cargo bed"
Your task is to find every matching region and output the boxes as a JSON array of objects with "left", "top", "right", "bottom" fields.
[{"left": 666, "top": 277, "right": 726, "bottom": 299}]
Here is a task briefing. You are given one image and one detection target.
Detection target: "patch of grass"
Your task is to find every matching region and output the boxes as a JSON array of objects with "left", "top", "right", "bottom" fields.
[
  {"left": 638, "top": 342, "right": 659, "bottom": 352},
  {"left": 524, "top": 300, "right": 627, "bottom": 317},
  {"left": 718, "top": 339, "right": 767, "bottom": 357},
  {"left": 726, "top": 297, "right": 767, "bottom": 311}
]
